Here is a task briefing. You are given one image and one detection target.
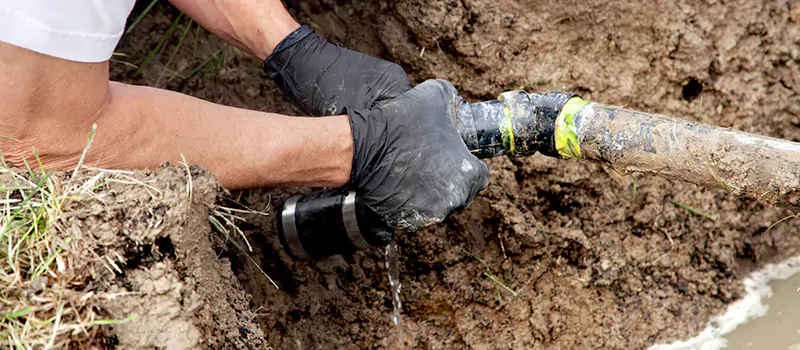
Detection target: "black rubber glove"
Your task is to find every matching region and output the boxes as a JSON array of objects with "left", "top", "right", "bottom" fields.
[
  {"left": 348, "top": 79, "right": 490, "bottom": 230},
  {"left": 264, "top": 25, "right": 411, "bottom": 116}
]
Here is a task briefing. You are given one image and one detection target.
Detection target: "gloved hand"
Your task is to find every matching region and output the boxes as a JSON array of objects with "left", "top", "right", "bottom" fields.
[
  {"left": 264, "top": 25, "right": 410, "bottom": 116},
  {"left": 348, "top": 79, "right": 489, "bottom": 230}
]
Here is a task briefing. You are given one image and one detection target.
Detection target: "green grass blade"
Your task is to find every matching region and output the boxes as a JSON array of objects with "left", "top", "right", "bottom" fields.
[
  {"left": 519, "top": 78, "right": 551, "bottom": 90},
  {"left": 68, "top": 124, "right": 97, "bottom": 187},
  {"left": 135, "top": 13, "right": 184, "bottom": 76},
  {"left": 483, "top": 272, "right": 518, "bottom": 297},
  {"left": 110, "top": 59, "right": 139, "bottom": 70},
  {"left": 91, "top": 314, "right": 137, "bottom": 325},
  {"left": 670, "top": 200, "right": 717, "bottom": 221},
  {"left": 11, "top": 172, "right": 54, "bottom": 218},
  {"left": 125, "top": 0, "right": 158, "bottom": 35},
  {"left": 156, "top": 19, "right": 194, "bottom": 87},
  {"left": 178, "top": 45, "right": 229, "bottom": 89},
  {"left": 32, "top": 247, "right": 62, "bottom": 278},
  {"left": 468, "top": 252, "right": 518, "bottom": 297},
  {"left": 3, "top": 307, "right": 33, "bottom": 320}
]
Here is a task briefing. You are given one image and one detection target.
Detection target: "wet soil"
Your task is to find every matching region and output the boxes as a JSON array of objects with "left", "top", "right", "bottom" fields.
[{"left": 110, "top": 0, "right": 800, "bottom": 349}]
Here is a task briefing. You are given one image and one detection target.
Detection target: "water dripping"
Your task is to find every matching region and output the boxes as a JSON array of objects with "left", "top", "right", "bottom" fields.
[{"left": 385, "top": 241, "right": 404, "bottom": 345}]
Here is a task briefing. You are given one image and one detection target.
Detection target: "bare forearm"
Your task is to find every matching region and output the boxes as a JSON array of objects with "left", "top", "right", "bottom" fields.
[
  {"left": 89, "top": 82, "right": 352, "bottom": 189},
  {"left": 169, "top": 0, "right": 299, "bottom": 60},
  {"left": 0, "top": 41, "right": 350, "bottom": 190}
]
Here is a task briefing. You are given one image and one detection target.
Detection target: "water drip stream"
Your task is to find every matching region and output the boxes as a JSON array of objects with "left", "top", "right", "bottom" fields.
[{"left": 385, "top": 242, "right": 404, "bottom": 345}]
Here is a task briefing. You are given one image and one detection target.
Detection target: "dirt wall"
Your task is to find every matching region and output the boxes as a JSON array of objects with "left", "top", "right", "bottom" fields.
[{"left": 55, "top": 166, "right": 265, "bottom": 349}]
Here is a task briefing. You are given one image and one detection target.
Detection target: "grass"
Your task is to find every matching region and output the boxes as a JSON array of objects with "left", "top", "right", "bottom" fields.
[
  {"left": 177, "top": 45, "right": 231, "bottom": 87},
  {"left": 125, "top": 0, "right": 159, "bottom": 35},
  {"left": 179, "top": 153, "right": 193, "bottom": 202},
  {"left": 765, "top": 213, "right": 799, "bottom": 234},
  {"left": 696, "top": 95, "right": 704, "bottom": 116},
  {"left": 155, "top": 18, "right": 195, "bottom": 87},
  {"left": 208, "top": 211, "right": 278, "bottom": 290},
  {"left": 0, "top": 143, "right": 139, "bottom": 348},
  {"left": 134, "top": 12, "right": 185, "bottom": 77},
  {"left": 175, "top": 154, "right": 276, "bottom": 290},
  {"left": 518, "top": 78, "right": 551, "bottom": 91},
  {"left": 0, "top": 125, "right": 192, "bottom": 348},
  {"left": 115, "top": 4, "right": 232, "bottom": 92},
  {"left": 468, "top": 253, "right": 517, "bottom": 300},
  {"left": 670, "top": 200, "right": 717, "bottom": 222},
  {"left": 109, "top": 53, "right": 138, "bottom": 70},
  {"left": 0, "top": 135, "right": 268, "bottom": 347}
]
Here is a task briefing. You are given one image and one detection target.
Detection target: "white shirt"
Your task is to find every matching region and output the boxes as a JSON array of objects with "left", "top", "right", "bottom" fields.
[{"left": 0, "top": 0, "right": 136, "bottom": 63}]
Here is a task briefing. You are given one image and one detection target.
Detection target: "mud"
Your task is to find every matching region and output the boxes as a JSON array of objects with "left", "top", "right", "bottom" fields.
[{"left": 110, "top": 0, "right": 800, "bottom": 349}]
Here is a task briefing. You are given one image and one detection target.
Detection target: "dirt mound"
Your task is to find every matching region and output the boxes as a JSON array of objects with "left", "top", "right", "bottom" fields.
[
  {"left": 10, "top": 165, "right": 266, "bottom": 349},
  {"left": 104, "top": 0, "right": 800, "bottom": 349},
  {"left": 87, "top": 166, "right": 265, "bottom": 349}
]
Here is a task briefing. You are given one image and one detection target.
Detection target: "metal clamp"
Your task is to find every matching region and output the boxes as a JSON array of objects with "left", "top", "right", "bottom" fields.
[
  {"left": 280, "top": 196, "right": 310, "bottom": 260},
  {"left": 342, "top": 191, "right": 370, "bottom": 250}
]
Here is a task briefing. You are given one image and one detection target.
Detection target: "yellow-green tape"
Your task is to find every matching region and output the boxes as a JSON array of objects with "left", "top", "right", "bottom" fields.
[
  {"left": 500, "top": 105, "right": 515, "bottom": 154},
  {"left": 555, "top": 97, "right": 590, "bottom": 159}
]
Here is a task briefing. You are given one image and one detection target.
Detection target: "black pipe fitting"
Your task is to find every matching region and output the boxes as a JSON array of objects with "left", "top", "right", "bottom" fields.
[
  {"left": 455, "top": 90, "right": 578, "bottom": 158},
  {"left": 277, "top": 188, "right": 393, "bottom": 260},
  {"left": 525, "top": 91, "right": 578, "bottom": 157}
]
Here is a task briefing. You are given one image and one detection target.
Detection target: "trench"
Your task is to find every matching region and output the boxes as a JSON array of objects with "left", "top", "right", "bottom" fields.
[{"left": 109, "top": 0, "right": 800, "bottom": 348}]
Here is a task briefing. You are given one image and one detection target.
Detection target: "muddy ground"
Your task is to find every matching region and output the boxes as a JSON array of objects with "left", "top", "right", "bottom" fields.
[{"left": 106, "top": 0, "right": 800, "bottom": 349}]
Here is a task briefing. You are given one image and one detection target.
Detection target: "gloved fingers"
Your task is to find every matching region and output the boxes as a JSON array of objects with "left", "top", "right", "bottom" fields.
[
  {"left": 453, "top": 157, "right": 490, "bottom": 213},
  {"left": 349, "top": 76, "right": 491, "bottom": 232},
  {"left": 265, "top": 24, "right": 413, "bottom": 116},
  {"left": 414, "top": 78, "right": 458, "bottom": 99},
  {"left": 372, "top": 61, "right": 411, "bottom": 101}
]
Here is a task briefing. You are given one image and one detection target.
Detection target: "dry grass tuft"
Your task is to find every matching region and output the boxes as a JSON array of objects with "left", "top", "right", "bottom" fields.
[{"left": 0, "top": 159, "right": 137, "bottom": 348}]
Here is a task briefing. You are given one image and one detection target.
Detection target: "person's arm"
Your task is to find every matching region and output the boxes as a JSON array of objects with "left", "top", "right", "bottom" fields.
[
  {"left": 6, "top": 83, "right": 352, "bottom": 190},
  {"left": 167, "top": 0, "right": 298, "bottom": 60},
  {"left": 0, "top": 42, "right": 350, "bottom": 190},
  {"left": 91, "top": 83, "right": 353, "bottom": 189}
]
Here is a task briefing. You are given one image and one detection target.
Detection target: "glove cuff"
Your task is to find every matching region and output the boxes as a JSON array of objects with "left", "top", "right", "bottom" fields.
[
  {"left": 343, "top": 106, "right": 361, "bottom": 187},
  {"left": 344, "top": 106, "right": 389, "bottom": 192},
  {"left": 263, "top": 24, "right": 316, "bottom": 77}
]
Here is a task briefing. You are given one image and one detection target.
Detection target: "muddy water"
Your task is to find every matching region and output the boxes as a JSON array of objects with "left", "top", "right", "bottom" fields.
[
  {"left": 651, "top": 256, "right": 800, "bottom": 350},
  {"left": 724, "top": 272, "right": 800, "bottom": 349}
]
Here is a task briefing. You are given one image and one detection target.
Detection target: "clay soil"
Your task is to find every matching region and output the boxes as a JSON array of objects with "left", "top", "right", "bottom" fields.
[{"left": 102, "top": 0, "right": 800, "bottom": 349}]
